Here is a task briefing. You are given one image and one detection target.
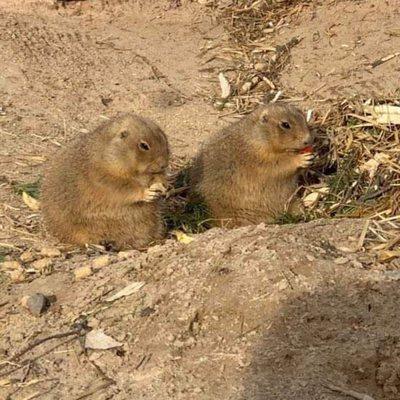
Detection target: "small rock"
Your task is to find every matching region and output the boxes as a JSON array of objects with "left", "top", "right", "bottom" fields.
[
  {"left": 305, "top": 254, "right": 315, "bottom": 262},
  {"left": 173, "top": 340, "right": 185, "bottom": 348},
  {"left": 334, "top": 257, "right": 348, "bottom": 265},
  {"left": 117, "top": 250, "right": 138, "bottom": 260},
  {"left": 74, "top": 265, "right": 93, "bottom": 280},
  {"left": 32, "top": 258, "right": 53, "bottom": 272},
  {"left": 40, "top": 246, "right": 61, "bottom": 258},
  {"left": 254, "top": 62, "right": 267, "bottom": 71},
  {"left": 88, "top": 317, "right": 100, "bottom": 329},
  {"left": 8, "top": 270, "right": 26, "bottom": 283},
  {"left": 240, "top": 81, "right": 253, "bottom": 94},
  {"left": 1, "top": 261, "right": 23, "bottom": 271},
  {"left": 336, "top": 245, "right": 358, "bottom": 253},
  {"left": 21, "top": 293, "right": 49, "bottom": 316},
  {"left": 140, "top": 307, "right": 155, "bottom": 317},
  {"left": 20, "top": 251, "right": 35, "bottom": 263},
  {"left": 92, "top": 255, "right": 110, "bottom": 270}
]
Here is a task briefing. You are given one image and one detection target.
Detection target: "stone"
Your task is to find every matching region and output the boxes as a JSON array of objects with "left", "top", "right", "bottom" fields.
[
  {"left": 20, "top": 251, "right": 35, "bottom": 263},
  {"left": 254, "top": 62, "right": 267, "bottom": 71},
  {"left": 8, "top": 270, "right": 26, "bottom": 283},
  {"left": 1, "top": 261, "right": 23, "bottom": 271},
  {"left": 117, "top": 250, "right": 138, "bottom": 260},
  {"left": 92, "top": 255, "right": 111, "bottom": 270},
  {"left": 40, "top": 246, "right": 61, "bottom": 258},
  {"left": 21, "top": 293, "right": 49, "bottom": 316},
  {"left": 32, "top": 258, "right": 53, "bottom": 272},
  {"left": 74, "top": 265, "right": 93, "bottom": 280},
  {"left": 334, "top": 257, "right": 349, "bottom": 265}
]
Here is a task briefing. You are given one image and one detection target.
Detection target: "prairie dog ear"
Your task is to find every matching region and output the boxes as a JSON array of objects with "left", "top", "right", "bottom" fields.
[{"left": 120, "top": 130, "right": 129, "bottom": 139}]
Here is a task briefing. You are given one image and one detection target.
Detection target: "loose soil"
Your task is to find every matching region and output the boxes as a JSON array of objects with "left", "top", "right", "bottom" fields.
[{"left": 0, "top": 1, "right": 399, "bottom": 399}]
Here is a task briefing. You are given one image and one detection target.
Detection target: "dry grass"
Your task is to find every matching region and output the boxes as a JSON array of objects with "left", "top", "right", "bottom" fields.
[
  {"left": 194, "top": 1, "right": 400, "bottom": 256},
  {"left": 304, "top": 99, "right": 400, "bottom": 255}
]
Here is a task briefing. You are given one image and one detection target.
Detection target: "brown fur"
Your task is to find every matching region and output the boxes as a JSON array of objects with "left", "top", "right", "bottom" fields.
[
  {"left": 41, "top": 113, "right": 170, "bottom": 249},
  {"left": 190, "top": 103, "right": 313, "bottom": 228}
]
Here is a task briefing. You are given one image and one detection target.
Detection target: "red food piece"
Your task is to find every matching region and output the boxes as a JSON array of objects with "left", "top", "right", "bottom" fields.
[{"left": 299, "top": 145, "right": 314, "bottom": 154}]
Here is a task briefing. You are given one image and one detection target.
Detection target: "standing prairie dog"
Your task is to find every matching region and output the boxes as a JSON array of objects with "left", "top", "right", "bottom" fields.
[
  {"left": 41, "top": 113, "right": 170, "bottom": 249},
  {"left": 190, "top": 103, "right": 314, "bottom": 228}
]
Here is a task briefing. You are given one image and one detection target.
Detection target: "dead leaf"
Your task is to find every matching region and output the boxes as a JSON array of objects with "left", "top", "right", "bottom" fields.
[
  {"left": 172, "top": 230, "right": 194, "bottom": 244},
  {"left": 378, "top": 249, "right": 400, "bottom": 262},
  {"left": 303, "top": 192, "right": 320, "bottom": 208},
  {"left": 85, "top": 330, "right": 123, "bottom": 350},
  {"left": 218, "top": 72, "right": 231, "bottom": 99},
  {"left": 22, "top": 191, "right": 40, "bottom": 211},
  {"left": 303, "top": 186, "right": 329, "bottom": 207},
  {"left": 363, "top": 104, "right": 400, "bottom": 125},
  {"left": 360, "top": 153, "right": 390, "bottom": 179},
  {"left": 106, "top": 281, "right": 145, "bottom": 302}
]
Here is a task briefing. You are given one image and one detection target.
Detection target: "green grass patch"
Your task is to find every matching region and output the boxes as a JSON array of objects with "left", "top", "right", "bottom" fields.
[
  {"left": 165, "top": 198, "right": 212, "bottom": 234},
  {"left": 12, "top": 178, "right": 41, "bottom": 199},
  {"left": 275, "top": 212, "right": 308, "bottom": 225}
]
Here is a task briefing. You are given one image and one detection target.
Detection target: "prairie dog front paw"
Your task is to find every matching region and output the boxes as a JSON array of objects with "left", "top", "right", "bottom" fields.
[
  {"left": 297, "top": 152, "right": 315, "bottom": 169},
  {"left": 143, "top": 182, "right": 167, "bottom": 202}
]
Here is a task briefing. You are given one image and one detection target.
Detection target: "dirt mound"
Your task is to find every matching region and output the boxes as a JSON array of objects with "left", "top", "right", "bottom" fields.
[{"left": 1, "top": 219, "right": 399, "bottom": 399}]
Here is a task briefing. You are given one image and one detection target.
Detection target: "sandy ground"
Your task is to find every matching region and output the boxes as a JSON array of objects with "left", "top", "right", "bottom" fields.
[{"left": 0, "top": 1, "right": 400, "bottom": 399}]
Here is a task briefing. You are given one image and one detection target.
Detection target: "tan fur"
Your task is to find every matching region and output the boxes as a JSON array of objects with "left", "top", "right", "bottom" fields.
[
  {"left": 190, "top": 103, "right": 313, "bottom": 228},
  {"left": 41, "top": 113, "right": 170, "bottom": 249}
]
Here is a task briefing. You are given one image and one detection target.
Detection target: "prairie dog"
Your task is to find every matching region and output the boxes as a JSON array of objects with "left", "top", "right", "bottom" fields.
[
  {"left": 190, "top": 103, "right": 313, "bottom": 227},
  {"left": 41, "top": 113, "right": 170, "bottom": 249}
]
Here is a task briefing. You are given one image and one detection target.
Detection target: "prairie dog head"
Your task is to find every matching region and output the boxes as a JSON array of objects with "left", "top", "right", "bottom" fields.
[
  {"left": 249, "top": 103, "right": 312, "bottom": 156},
  {"left": 96, "top": 113, "right": 170, "bottom": 180}
]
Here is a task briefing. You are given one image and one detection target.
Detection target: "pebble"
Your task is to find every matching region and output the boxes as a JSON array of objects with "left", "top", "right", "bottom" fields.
[
  {"left": 305, "top": 254, "right": 316, "bottom": 262},
  {"left": 240, "top": 81, "right": 253, "bottom": 93},
  {"left": 8, "top": 270, "right": 26, "bottom": 283},
  {"left": 74, "top": 265, "right": 93, "bottom": 280},
  {"left": 1, "top": 261, "right": 23, "bottom": 271},
  {"left": 20, "top": 251, "right": 36, "bottom": 263},
  {"left": 140, "top": 307, "right": 155, "bottom": 317},
  {"left": 40, "top": 246, "right": 61, "bottom": 258},
  {"left": 334, "top": 257, "right": 349, "bottom": 265},
  {"left": 21, "top": 293, "right": 49, "bottom": 316},
  {"left": 92, "top": 255, "right": 111, "bottom": 270},
  {"left": 254, "top": 62, "right": 267, "bottom": 72},
  {"left": 118, "top": 250, "right": 139, "bottom": 260},
  {"left": 32, "top": 258, "right": 53, "bottom": 272}
]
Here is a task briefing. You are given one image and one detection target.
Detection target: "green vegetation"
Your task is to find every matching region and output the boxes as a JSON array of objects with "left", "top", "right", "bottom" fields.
[{"left": 12, "top": 178, "right": 41, "bottom": 199}]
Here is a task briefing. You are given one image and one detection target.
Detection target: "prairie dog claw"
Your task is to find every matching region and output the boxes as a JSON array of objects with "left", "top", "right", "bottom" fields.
[
  {"left": 298, "top": 152, "right": 314, "bottom": 168},
  {"left": 143, "top": 182, "right": 167, "bottom": 202}
]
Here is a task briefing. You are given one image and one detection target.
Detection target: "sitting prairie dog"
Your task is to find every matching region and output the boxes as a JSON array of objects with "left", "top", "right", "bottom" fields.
[
  {"left": 41, "top": 113, "right": 170, "bottom": 249},
  {"left": 190, "top": 103, "right": 314, "bottom": 228}
]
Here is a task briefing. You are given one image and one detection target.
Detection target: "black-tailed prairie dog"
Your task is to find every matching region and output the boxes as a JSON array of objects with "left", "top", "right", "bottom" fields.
[
  {"left": 41, "top": 113, "right": 170, "bottom": 249},
  {"left": 190, "top": 103, "right": 314, "bottom": 228}
]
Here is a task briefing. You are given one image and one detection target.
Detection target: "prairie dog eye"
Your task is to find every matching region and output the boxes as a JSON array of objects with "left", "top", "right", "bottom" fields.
[
  {"left": 138, "top": 141, "right": 151, "bottom": 151},
  {"left": 280, "top": 121, "right": 291, "bottom": 130}
]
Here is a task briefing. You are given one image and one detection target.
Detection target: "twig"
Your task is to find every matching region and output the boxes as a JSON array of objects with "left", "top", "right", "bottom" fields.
[
  {"left": 368, "top": 52, "right": 400, "bottom": 68},
  {"left": 0, "top": 337, "right": 77, "bottom": 378},
  {"left": 6, "top": 329, "right": 81, "bottom": 363},
  {"left": 357, "top": 220, "right": 370, "bottom": 250},
  {"left": 324, "top": 383, "right": 375, "bottom": 400},
  {"left": 74, "top": 380, "right": 114, "bottom": 400}
]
